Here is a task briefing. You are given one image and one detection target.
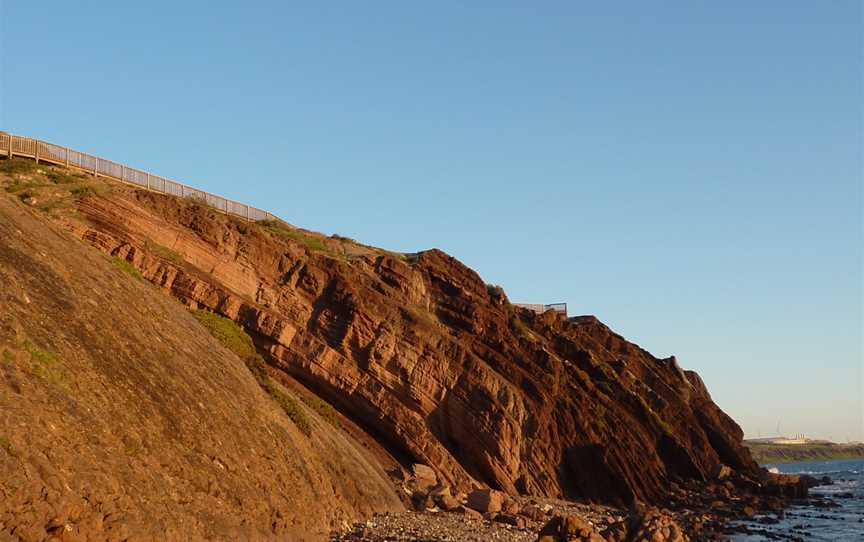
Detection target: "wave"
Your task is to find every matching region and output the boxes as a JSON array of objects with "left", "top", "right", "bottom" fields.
[{"left": 781, "top": 469, "right": 862, "bottom": 476}]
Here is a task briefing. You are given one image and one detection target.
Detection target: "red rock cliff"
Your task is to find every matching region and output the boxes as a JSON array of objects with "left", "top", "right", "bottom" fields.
[{"left": 63, "top": 181, "right": 757, "bottom": 505}]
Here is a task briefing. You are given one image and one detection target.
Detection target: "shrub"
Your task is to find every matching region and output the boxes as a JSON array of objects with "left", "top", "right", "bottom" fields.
[
  {"left": 70, "top": 185, "right": 95, "bottom": 198},
  {"left": 4, "top": 180, "right": 34, "bottom": 193},
  {"left": 510, "top": 316, "right": 535, "bottom": 342},
  {"left": 486, "top": 284, "right": 509, "bottom": 304},
  {"left": 47, "top": 169, "right": 85, "bottom": 184}
]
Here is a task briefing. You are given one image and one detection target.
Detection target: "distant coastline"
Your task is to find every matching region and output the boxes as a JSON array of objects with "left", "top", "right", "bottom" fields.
[{"left": 745, "top": 439, "right": 864, "bottom": 464}]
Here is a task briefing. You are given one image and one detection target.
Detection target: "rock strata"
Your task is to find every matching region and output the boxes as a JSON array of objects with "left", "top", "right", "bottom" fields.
[{"left": 47, "top": 182, "right": 760, "bottom": 505}]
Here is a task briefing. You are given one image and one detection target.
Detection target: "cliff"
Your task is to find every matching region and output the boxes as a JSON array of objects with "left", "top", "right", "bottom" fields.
[
  {"left": 0, "top": 155, "right": 761, "bottom": 535},
  {"left": 0, "top": 165, "right": 401, "bottom": 541}
]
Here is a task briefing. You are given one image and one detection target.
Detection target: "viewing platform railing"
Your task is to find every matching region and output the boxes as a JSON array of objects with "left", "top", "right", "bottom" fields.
[
  {"left": 513, "top": 303, "right": 568, "bottom": 316},
  {"left": 0, "top": 131, "right": 277, "bottom": 222}
]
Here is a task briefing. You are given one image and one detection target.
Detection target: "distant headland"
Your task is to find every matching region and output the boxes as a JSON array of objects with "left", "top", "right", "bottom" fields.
[{"left": 745, "top": 437, "right": 864, "bottom": 464}]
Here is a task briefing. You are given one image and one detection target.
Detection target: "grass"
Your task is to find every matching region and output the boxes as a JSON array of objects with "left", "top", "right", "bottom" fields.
[
  {"left": 187, "top": 195, "right": 217, "bottom": 209},
  {"left": 70, "top": 185, "right": 95, "bottom": 199},
  {"left": 112, "top": 257, "right": 143, "bottom": 280},
  {"left": 244, "top": 355, "right": 313, "bottom": 436},
  {"left": 148, "top": 242, "right": 185, "bottom": 265},
  {"left": 270, "top": 387, "right": 312, "bottom": 436},
  {"left": 46, "top": 169, "right": 85, "bottom": 185},
  {"left": 5, "top": 180, "right": 36, "bottom": 194},
  {"left": 24, "top": 340, "right": 66, "bottom": 389},
  {"left": 596, "top": 380, "right": 615, "bottom": 398},
  {"left": 37, "top": 199, "right": 71, "bottom": 215},
  {"left": 1, "top": 350, "right": 11, "bottom": 364},
  {"left": 0, "top": 436, "right": 15, "bottom": 457},
  {"left": 260, "top": 220, "right": 330, "bottom": 254},
  {"left": 191, "top": 310, "right": 257, "bottom": 361},
  {"left": 0, "top": 157, "right": 38, "bottom": 175},
  {"left": 190, "top": 309, "right": 313, "bottom": 436},
  {"left": 300, "top": 395, "right": 342, "bottom": 430},
  {"left": 25, "top": 341, "right": 57, "bottom": 365},
  {"left": 509, "top": 316, "right": 535, "bottom": 342}
]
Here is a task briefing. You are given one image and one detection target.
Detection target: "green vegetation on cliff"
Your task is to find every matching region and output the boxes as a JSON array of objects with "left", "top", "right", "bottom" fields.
[{"left": 190, "top": 309, "right": 313, "bottom": 435}]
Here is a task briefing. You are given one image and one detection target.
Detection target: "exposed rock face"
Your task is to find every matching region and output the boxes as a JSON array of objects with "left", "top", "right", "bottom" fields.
[
  {"left": 12, "top": 165, "right": 758, "bottom": 506},
  {"left": 0, "top": 194, "right": 401, "bottom": 541}
]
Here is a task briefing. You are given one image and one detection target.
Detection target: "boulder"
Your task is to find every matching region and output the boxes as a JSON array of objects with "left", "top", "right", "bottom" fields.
[
  {"left": 600, "top": 520, "right": 629, "bottom": 542},
  {"left": 496, "top": 513, "right": 526, "bottom": 528},
  {"left": 411, "top": 464, "right": 438, "bottom": 491},
  {"left": 466, "top": 488, "right": 504, "bottom": 514},
  {"left": 715, "top": 464, "right": 732, "bottom": 480},
  {"left": 503, "top": 499, "right": 522, "bottom": 515},
  {"left": 457, "top": 506, "right": 483, "bottom": 521},
  {"left": 410, "top": 490, "right": 433, "bottom": 511},
  {"left": 625, "top": 508, "right": 689, "bottom": 542},
  {"left": 412, "top": 463, "right": 437, "bottom": 483},
  {"left": 537, "top": 514, "right": 604, "bottom": 542},
  {"left": 438, "top": 494, "right": 460, "bottom": 511},
  {"left": 521, "top": 504, "right": 546, "bottom": 522}
]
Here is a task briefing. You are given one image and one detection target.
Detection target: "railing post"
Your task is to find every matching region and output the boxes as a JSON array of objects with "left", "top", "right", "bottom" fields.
[
  {"left": 93, "top": 158, "right": 98, "bottom": 177},
  {"left": 6, "top": 136, "right": 11, "bottom": 158},
  {"left": 65, "top": 147, "right": 70, "bottom": 167},
  {"left": 121, "top": 165, "right": 125, "bottom": 182},
  {"left": 34, "top": 140, "right": 39, "bottom": 164},
  {"left": 246, "top": 205, "right": 250, "bottom": 221},
  {"left": 146, "top": 172, "right": 151, "bottom": 190}
]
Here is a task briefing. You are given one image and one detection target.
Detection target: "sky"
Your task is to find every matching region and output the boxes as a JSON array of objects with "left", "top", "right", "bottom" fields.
[{"left": 0, "top": 1, "right": 861, "bottom": 441}]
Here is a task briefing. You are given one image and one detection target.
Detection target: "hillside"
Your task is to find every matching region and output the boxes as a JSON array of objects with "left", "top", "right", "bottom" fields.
[
  {"left": 0, "top": 166, "right": 401, "bottom": 541},
  {"left": 0, "top": 155, "right": 760, "bottom": 508},
  {"left": 745, "top": 441, "right": 864, "bottom": 464}
]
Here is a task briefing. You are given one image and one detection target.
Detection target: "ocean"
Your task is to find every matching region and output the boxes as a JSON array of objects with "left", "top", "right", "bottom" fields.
[{"left": 732, "top": 458, "right": 864, "bottom": 541}]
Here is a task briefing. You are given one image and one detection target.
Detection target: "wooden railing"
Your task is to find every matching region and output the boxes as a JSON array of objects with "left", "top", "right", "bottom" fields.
[
  {"left": 513, "top": 303, "right": 568, "bottom": 316},
  {"left": 0, "top": 131, "right": 277, "bottom": 222}
]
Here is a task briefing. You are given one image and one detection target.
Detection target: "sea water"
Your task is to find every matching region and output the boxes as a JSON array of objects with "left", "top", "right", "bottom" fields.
[{"left": 732, "top": 458, "right": 864, "bottom": 541}]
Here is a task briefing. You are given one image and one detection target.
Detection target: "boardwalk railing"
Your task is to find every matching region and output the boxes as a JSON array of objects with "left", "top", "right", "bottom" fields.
[
  {"left": 0, "top": 131, "right": 277, "bottom": 222},
  {"left": 513, "top": 303, "right": 568, "bottom": 316}
]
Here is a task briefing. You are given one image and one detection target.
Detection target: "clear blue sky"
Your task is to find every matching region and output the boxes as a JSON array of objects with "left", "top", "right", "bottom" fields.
[{"left": 1, "top": 1, "right": 861, "bottom": 441}]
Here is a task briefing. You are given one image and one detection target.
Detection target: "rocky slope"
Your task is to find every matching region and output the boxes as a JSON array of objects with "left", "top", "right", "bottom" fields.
[
  {"left": 0, "top": 173, "right": 401, "bottom": 541},
  {"left": 0, "top": 157, "right": 758, "bottom": 514}
]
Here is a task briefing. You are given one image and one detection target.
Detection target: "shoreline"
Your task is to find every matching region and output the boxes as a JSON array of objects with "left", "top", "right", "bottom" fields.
[{"left": 331, "top": 468, "right": 828, "bottom": 541}]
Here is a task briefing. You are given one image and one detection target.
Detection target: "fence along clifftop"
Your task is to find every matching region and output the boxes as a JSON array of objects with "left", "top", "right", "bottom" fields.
[{"left": 0, "top": 132, "right": 277, "bottom": 222}]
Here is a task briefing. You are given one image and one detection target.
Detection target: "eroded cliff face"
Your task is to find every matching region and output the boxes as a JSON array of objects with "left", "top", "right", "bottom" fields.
[
  {"left": 0, "top": 194, "right": 402, "bottom": 542},
  {"left": 4, "top": 161, "right": 757, "bottom": 507}
]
